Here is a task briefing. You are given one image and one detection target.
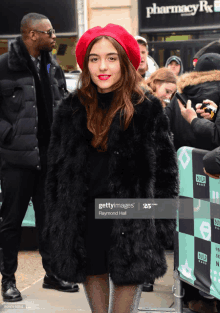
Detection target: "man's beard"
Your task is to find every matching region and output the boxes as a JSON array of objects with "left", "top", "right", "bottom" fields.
[{"left": 40, "top": 45, "right": 53, "bottom": 52}]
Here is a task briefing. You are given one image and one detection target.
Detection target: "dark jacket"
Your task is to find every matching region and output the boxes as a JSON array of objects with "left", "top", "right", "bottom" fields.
[
  {"left": 43, "top": 91, "right": 179, "bottom": 285},
  {"left": 203, "top": 146, "right": 220, "bottom": 174},
  {"left": 165, "top": 70, "right": 220, "bottom": 151},
  {"left": 0, "top": 36, "right": 67, "bottom": 170}
]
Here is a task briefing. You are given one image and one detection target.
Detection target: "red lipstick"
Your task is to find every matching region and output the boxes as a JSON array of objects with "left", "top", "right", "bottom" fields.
[{"left": 98, "top": 75, "right": 111, "bottom": 80}]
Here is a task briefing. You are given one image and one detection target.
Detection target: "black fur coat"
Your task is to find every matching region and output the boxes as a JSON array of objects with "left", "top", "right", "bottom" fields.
[{"left": 44, "top": 91, "right": 179, "bottom": 285}]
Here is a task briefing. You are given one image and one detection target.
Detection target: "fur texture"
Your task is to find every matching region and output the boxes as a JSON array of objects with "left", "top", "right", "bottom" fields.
[
  {"left": 44, "top": 91, "right": 179, "bottom": 285},
  {"left": 177, "top": 70, "right": 220, "bottom": 93}
]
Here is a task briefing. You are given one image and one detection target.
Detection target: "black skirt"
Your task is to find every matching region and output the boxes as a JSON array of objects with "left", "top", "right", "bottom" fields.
[
  {"left": 85, "top": 146, "right": 113, "bottom": 276},
  {"left": 85, "top": 199, "right": 113, "bottom": 276}
]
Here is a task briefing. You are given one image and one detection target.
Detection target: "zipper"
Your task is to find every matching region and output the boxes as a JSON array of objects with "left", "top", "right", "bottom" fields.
[{"left": 29, "top": 69, "right": 40, "bottom": 169}]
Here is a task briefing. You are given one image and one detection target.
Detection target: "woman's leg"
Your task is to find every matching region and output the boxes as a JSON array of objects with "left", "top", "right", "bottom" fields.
[
  {"left": 108, "top": 279, "right": 143, "bottom": 313},
  {"left": 83, "top": 273, "right": 110, "bottom": 313}
]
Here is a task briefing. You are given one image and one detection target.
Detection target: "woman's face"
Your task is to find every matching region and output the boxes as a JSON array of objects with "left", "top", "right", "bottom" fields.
[
  {"left": 88, "top": 38, "right": 121, "bottom": 93},
  {"left": 155, "top": 82, "right": 176, "bottom": 107}
]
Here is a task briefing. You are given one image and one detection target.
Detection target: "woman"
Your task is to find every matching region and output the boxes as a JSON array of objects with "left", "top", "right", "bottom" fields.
[
  {"left": 141, "top": 68, "right": 177, "bottom": 292},
  {"left": 143, "top": 68, "right": 177, "bottom": 108},
  {"left": 43, "top": 24, "right": 178, "bottom": 313}
]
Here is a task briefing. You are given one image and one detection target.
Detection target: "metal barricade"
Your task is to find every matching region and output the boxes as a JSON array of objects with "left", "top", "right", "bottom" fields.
[{"left": 139, "top": 146, "right": 220, "bottom": 312}]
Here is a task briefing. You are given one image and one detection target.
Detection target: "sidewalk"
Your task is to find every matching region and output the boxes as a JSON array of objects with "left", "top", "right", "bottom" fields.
[{"left": 0, "top": 251, "right": 175, "bottom": 312}]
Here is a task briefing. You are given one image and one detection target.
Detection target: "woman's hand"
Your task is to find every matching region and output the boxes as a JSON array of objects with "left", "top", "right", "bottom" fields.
[
  {"left": 178, "top": 99, "right": 197, "bottom": 124},
  {"left": 195, "top": 100, "right": 217, "bottom": 120},
  {"left": 203, "top": 167, "right": 220, "bottom": 179}
]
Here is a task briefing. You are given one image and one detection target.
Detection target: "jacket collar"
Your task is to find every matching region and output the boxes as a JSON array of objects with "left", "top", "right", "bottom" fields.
[
  {"left": 8, "top": 36, "right": 58, "bottom": 72},
  {"left": 177, "top": 70, "right": 220, "bottom": 93},
  {"left": 68, "top": 91, "right": 162, "bottom": 151}
]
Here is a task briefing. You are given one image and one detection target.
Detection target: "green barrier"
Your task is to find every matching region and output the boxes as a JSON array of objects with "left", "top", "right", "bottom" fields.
[
  {"left": 177, "top": 146, "right": 220, "bottom": 300},
  {"left": 22, "top": 201, "right": 35, "bottom": 227}
]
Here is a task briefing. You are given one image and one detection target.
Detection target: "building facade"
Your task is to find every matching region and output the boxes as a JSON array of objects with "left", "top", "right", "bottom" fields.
[
  {"left": 0, "top": 0, "right": 220, "bottom": 72},
  {"left": 139, "top": 0, "right": 220, "bottom": 71},
  {"left": 87, "top": 0, "right": 138, "bottom": 36},
  {"left": 0, "top": 0, "right": 78, "bottom": 72},
  {"left": 87, "top": 0, "right": 220, "bottom": 72}
]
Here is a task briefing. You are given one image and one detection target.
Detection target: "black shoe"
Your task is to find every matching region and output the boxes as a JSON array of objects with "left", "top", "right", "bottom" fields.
[
  {"left": 43, "top": 274, "right": 79, "bottom": 292},
  {"left": 142, "top": 282, "right": 154, "bottom": 292},
  {"left": 1, "top": 281, "right": 22, "bottom": 302}
]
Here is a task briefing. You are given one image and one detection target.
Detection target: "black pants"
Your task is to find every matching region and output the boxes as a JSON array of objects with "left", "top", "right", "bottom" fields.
[{"left": 0, "top": 165, "right": 50, "bottom": 283}]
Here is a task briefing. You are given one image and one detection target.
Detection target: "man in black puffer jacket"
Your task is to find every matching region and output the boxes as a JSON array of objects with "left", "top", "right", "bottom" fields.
[{"left": 0, "top": 13, "right": 78, "bottom": 302}]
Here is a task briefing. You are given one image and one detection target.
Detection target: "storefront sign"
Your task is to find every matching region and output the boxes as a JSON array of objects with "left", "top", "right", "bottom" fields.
[
  {"left": 146, "top": 1, "right": 213, "bottom": 18},
  {"left": 139, "top": 0, "right": 220, "bottom": 33}
]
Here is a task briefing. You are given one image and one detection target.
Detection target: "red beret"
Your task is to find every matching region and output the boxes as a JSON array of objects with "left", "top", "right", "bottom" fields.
[{"left": 75, "top": 24, "right": 141, "bottom": 70}]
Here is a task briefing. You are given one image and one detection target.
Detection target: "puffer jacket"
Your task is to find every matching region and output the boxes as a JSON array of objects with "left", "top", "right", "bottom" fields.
[
  {"left": 0, "top": 36, "right": 67, "bottom": 169},
  {"left": 165, "top": 70, "right": 220, "bottom": 151}
]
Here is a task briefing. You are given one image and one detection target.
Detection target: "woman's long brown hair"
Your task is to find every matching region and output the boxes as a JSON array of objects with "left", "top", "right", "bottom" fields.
[
  {"left": 77, "top": 36, "right": 145, "bottom": 152},
  {"left": 144, "top": 67, "right": 177, "bottom": 94}
]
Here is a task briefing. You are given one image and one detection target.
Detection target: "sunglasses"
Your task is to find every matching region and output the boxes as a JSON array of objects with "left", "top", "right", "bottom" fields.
[{"left": 34, "top": 29, "right": 55, "bottom": 37}]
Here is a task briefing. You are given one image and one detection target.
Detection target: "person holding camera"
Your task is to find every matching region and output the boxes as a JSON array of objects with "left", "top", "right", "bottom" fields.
[{"left": 165, "top": 53, "right": 220, "bottom": 152}]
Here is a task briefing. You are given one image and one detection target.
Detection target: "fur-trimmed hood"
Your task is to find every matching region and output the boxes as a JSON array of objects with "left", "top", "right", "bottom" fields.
[
  {"left": 177, "top": 70, "right": 220, "bottom": 93},
  {"left": 177, "top": 70, "right": 220, "bottom": 108}
]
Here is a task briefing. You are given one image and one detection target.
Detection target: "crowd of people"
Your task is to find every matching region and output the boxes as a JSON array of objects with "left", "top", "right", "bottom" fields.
[{"left": 0, "top": 11, "right": 220, "bottom": 313}]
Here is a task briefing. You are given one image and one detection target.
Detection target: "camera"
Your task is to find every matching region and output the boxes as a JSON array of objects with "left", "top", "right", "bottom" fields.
[{"left": 200, "top": 102, "right": 217, "bottom": 119}]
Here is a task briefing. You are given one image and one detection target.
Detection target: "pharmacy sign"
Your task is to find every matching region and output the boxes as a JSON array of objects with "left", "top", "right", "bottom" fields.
[{"left": 139, "top": 0, "right": 220, "bottom": 33}]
